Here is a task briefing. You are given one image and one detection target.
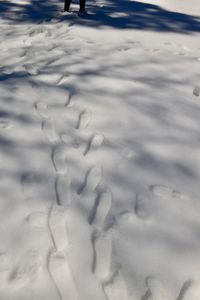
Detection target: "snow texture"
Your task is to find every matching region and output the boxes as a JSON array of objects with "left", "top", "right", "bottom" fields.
[{"left": 0, "top": 0, "right": 200, "bottom": 299}]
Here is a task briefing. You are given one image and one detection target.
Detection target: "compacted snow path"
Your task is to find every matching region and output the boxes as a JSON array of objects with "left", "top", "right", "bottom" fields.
[{"left": 0, "top": 0, "right": 200, "bottom": 299}]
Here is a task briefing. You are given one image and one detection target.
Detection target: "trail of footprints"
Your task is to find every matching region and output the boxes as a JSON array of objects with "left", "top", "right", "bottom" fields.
[
  {"left": 34, "top": 94, "right": 126, "bottom": 300},
  {"left": 35, "top": 97, "right": 77, "bottom": 299},
  {"left": 32, "top": 94, "right": 194, "bottom": 300},
  {"left": 0, "top": 90, "right": 195, "bottom": 299},
  {"left": 22, "top": 94, "right": 193, "bottom": 300}
]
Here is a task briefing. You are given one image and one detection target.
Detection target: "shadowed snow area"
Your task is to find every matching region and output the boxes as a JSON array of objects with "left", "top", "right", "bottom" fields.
[
  {"left": 1, "top": 0, "right": 200, "bottom": 33},
  {"left": 0, "top": 0, "right": 200, "bottom": 300}
]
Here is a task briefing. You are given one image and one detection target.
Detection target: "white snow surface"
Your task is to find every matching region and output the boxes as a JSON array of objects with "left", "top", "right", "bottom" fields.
[{"left": 0, "top": 0, "right": 200, "bottom": 299}]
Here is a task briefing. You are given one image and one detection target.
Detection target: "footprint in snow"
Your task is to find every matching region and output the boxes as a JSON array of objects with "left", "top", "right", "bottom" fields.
[
  {"left": 42, "top": 117, "right": 59, "bottom": 144},
  {"left": 55, "top": 174, "right": 71, "bottom": 207},
  {"left": 176, "top": 279, "right": 192, "bottom": 300},
  {"left": 64, "top": 92, "right": 73, "bottom": 107},
  {"left": 48, "top": 205, "right": 68, "bottom": 253},
  {"left": 141, "top": 276, "right": 169, "bottom": 300},
  {"left": 48, "top": 250, "right": 79, "bottom": 300},
  {"left": 52, "top": 144, "right": 69, "bottom": 175},
  {"left": 103, "top": 268, "right": 128, "bottom": 300},
  {"left": 84, "top": 133, "right": 104, "bottom": 156},
  {"left": 90, "top": 189, "right": 112, "bottom": 229},
  {"left": 149, "top": 184, "right": 186, "bottom": 201},
  {"left": 35, "top": 99, "right": 57, "bottom": 143},
  {"left": 35, "top": 101, "right": 50, "bottom": 119},
  {"left": 79, "top": 165, "right": 102, "bottom": 196},
  {"left": 8, "top": 250, "right": 42, "bottom": 289},
  {"left": 134, "top": 193, "right": 151, "bottom": 220},
  {"left": 177, "top": 279, "right": 200, "bottom": 300},
  {"left": 76, "top": 109, "right": 91, "bottom": 130},
  {"left": 92, "top": 230, "right": 112, "bottom": 281}
]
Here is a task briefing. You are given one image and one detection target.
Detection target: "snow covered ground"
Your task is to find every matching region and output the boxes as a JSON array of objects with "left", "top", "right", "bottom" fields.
[
  {"left": 133, "top": 0, "right": 200, "bottom": 16},
  {"left": 0, "top": 0, "right": 200, "bottom": 299}
]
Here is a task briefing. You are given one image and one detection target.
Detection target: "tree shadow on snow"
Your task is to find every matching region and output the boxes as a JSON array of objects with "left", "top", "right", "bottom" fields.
[
  {"left": 0, "top": 0, "right": 62, "bottom": 22},
  {"left": 1, "top": 0, "right": 200, "bottom": 34},
  {"left": 77, "top": 0, "right": 200, "bottom": 34}
]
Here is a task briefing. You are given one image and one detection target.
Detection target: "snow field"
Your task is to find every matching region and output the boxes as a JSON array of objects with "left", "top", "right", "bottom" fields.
[{"left": 0, "top": 1, "right": 200, "bottom": 299}]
